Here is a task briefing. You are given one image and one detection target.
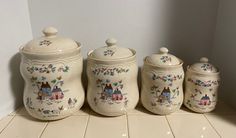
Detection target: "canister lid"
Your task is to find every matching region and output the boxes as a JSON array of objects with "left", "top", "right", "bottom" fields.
[
  {"left": 20, "top": 27, "right": 80, "bottom": 55},
  {"left": 88, "top": 38, "right": 134, "bottom": 60},
  {"left": 188, "top": 57, "right": 218, "bottom": 73},
  {"left": 146, "top": 47, "right": 181, "bottom": 66}
]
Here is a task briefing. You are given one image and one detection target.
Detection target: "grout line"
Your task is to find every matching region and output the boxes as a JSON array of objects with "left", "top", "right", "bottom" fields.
[
  {"left": 125, "top": 113, "right": 130, "bottom": 138},
  {"left": 8, "top": 107, "right": 22, "bottom": 116},
  {"left": 165, "top": 116, "right": 175, "bottom": 138},
  {"left": 83, "top": 115, "right": 90, "bottom": 138},
  {"left": 0, "top": 115, "right": 16, "bottom": 134},
  {"left": 72, "top": 114, "right": 89, "bottom": 116},
  {"left": 203, "top": 114, "right": 222, "bottom": 138},
  {"left": 39, "top": 122, "right": 49, "bottom": 138}
]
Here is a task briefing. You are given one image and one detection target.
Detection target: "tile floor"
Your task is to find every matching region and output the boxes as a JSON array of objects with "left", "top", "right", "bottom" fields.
[{"left": 0, "top": 102, "right": 235, "bottom": 138}]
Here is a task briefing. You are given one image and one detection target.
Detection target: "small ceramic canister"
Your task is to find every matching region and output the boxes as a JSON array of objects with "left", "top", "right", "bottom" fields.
[
  {"left": 141, "top": 47, "right": 184, "bottom": 115},
  {"left": 87, "top": 38, "right": 139, "bottom": 116},
  {"left": 184, "top": 57, "right": 220, "bottom": 113},
  {"left": 20, "top": 27, "right": 85, "bottom": 120}
]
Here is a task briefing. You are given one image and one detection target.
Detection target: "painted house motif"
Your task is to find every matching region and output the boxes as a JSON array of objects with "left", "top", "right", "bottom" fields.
[
  {"left": 38, "top": 82, "right": 51, "bottom": 100},
  {"left": 100, "top": 83, "right": 123, "bottom": 101},
  {"left": 101, "top": 84, "right": 113, "bottom": 100},
  {"left": 199, "top": 94, "right": 211, "bottom": 106},
  {"left": 50, "top": 86, "right": 64, "bottom": 100},
  {"left": 158, "top": 87, "right": 171, "bottom": 103},
  {"left": 112, "top": 88, "right": 123, "bottom": 101},
  {"left": 37, "top": 82, "right": 64, "bottom": 100}
]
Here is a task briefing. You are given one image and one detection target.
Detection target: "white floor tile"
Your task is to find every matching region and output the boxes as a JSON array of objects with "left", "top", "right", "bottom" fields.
[
  {"left": 41, "top": 116, "right": 88, "bottom": 138},
  {"left": 1, "top": 102, "right": 236, "bottom": 138},
  {"left": 128, "top": 103, "right": 194, "bottom": 115},
  {"left": 205, "top": 114, "right": 236, "bottom": 138},
  {"left": 0, "top": 115, "right": 47, "bottom": 138},
  {"left": 127, "top": 106, "right": 152, "bottom": 115},
  {"left": 167, "top": 114, "right": 220, "bottom": 138},
  {"left": 171, "top": 106, "right": 195, "bottom": 114},
  {"left": 127, "top": 102, "right": 156, "bottom": 115},
  {"left": 128, "top": 115, "right": 173, "bottom": 138},
  {"left": 85, "top": 113, "right": 128, "bottom": 138},
  {"left": 206, "top": 102, "right": 236, "bottom": 115},
  {"left": 0, "top": 116, "right": 14, "bottom": 132}
]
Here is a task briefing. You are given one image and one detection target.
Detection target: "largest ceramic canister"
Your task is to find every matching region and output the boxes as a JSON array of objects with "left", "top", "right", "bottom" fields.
[
  {"left": 20, "top": 27, "right": 85, "bottom": 120},
  {"left": 87, "top": 38, "right": 139, "bottom": 116},
  {"left": 141, "top": 47, "right": 184, "bottom": 115}
]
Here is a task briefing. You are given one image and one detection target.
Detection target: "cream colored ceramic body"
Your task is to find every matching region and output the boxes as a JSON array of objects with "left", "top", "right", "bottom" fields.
[
  {"left": 87, "top": 39, "right": 139, "bottom": 116},
  {"left": 20, "top": 27, "right": 85, "bottom": 120},
  {"left": 184, "top": 58, "right": 220, "bottom": 113},
  {"left": 141, "top": 47, "right": 184, "bottom": 115}
]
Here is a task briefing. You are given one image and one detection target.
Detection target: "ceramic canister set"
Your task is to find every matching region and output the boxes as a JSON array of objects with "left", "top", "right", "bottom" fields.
[{"left": 19, "top": 27, "right": 220, "bottom": 120}]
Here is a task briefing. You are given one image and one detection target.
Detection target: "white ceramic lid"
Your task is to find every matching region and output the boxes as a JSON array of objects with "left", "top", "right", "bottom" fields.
[
  {"left": 146, "top": 47, "right": 181, "bottom": 66},
  {"left": 189, "top": 57, "right": 218, "bottom": 73},
  {"left": 21, "top": 27, "right": 80, "bottom": 55},
  {"left": 89, "top": 38, "right": 133, "bottom": 60}
]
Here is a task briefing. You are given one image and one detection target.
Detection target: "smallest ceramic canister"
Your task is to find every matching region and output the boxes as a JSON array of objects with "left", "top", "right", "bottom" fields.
[{"left": 184, "top": 57, "right": 220, "bottom": 113}]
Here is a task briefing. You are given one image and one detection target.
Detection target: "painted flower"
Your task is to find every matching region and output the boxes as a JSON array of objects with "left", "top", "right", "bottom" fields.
[{"left": 160, "top": 56, "right": 172, "bottom": 63}]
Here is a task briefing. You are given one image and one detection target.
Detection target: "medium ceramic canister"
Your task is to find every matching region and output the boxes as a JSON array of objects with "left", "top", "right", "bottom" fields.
[
  {"left": 20, "top": 27, "right": 85, "bottom": 120},
  {"left": 87, "top": 38, "right": 139, "bottom": 116},
  {"left": 184, "top": 57, "right": 220, "bottom": 113},
  {"left": 141, "top": 47, "right": 184, "bottom": 115}
]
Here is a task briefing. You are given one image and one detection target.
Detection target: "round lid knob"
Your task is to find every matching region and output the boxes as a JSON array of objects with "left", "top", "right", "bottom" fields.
[
  {"left": 146, "top": 47, "right": 181, "bottom": 66},
  {"left": 42, "top": 27, "right": 58, "bottom": 37},
  {"left": 88, "top": 38, "right": 134, "bottom": 60},
  {"left": 106, "top": 38, "right": 117, "bottom": 47},
  {"left": 200, "top": 57, "right": 209, "bottom": 63},
  {"left": 159, "top": 47, "right": 169, "bottom": 54},
  {"left": 189, "top": 57, "right": 218, "bottom": 73}
]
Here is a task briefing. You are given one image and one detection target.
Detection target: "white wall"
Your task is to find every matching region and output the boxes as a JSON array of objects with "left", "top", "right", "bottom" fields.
[
  {"left": 212, "top": 0, "right": 236, "bottom": 108},
  {"left": 28, "top": 0, "right": 218, "bottom": 66},
  {"left": 0, "top": 0, "right": 32, "bottom": 118}
]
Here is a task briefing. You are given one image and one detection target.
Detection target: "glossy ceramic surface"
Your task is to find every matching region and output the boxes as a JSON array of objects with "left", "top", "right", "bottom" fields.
[
  {"left": 141, "top": 47, "right": 184, "bottom": 115},
  {"left": 184, "top": 57, "right": 220, "bottom": 113},
  {"left": 20, "top": 27, "right": 85, "bottom": 120},
  {"left": 86, "top": 38, "right": 139, "bottom": 116}
]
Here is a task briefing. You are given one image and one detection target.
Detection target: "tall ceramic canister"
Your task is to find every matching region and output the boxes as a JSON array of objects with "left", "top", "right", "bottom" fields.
[
  {"left": 184, "top": 57, "right": 220, "bottom": 113},
  {"left": 20, "top": 27, "right": 85, "bottom": 120},
  {"left": 141, "top": 47, "right": 184, "bottom": 115},
  {"left": 87, "top": 38, "right": 139, "bottom": 116}
]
